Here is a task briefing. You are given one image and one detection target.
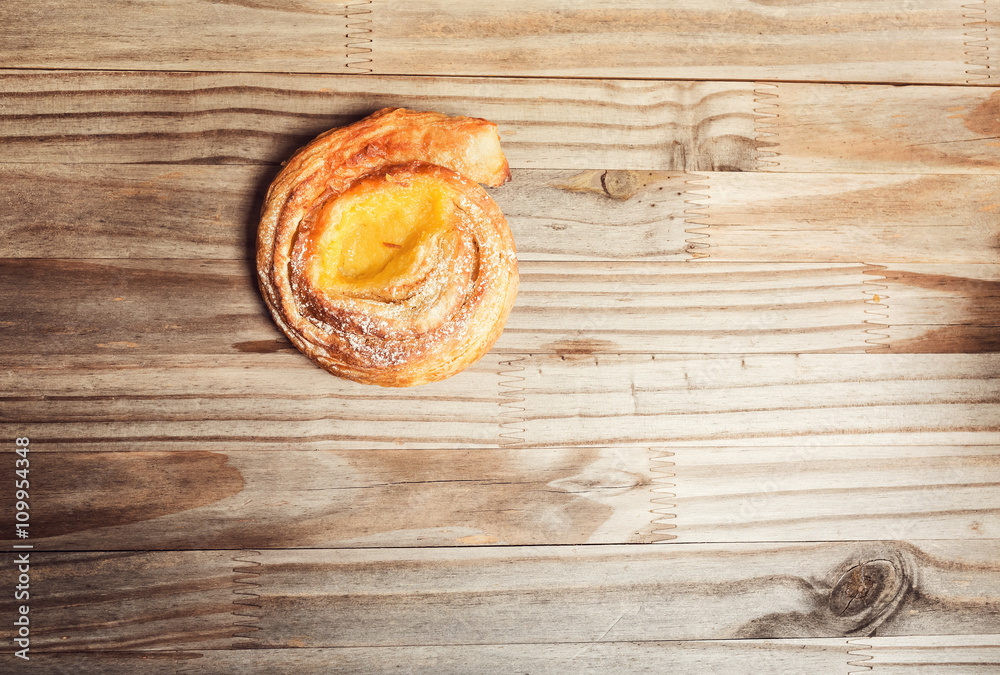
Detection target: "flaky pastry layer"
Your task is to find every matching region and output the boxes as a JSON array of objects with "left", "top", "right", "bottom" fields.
[{"left": 257, "top": 108, "right": 518, "bottom": 387}]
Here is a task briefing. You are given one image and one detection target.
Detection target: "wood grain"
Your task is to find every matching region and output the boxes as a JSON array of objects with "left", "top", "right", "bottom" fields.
[
  {"left": 506, "top": 353, "right": 1000, "bottom": 448},
  {"left": 4, "top": 165, "right": 998, "bottom": 266},
  {"left": 694, "top": 173, "right": 1000, "bottom": 263},
  {"left": 0, "top": 165, "right": 700, "bottom": 260},
  {"left": 360, "top": 0, "right": 995, "bottom": 85},
  {"left": 5, "top": 258, "right": 996, "bottom": 356},
  {"left": 0, "top": 642, "right": 859, "bottom": 673},
  {"left": 0, "top": 72, "right": 761, "bottom": 170},
  {"left": 1, "top": 541, "right": 996, "bottom": 651},
  {"left": 4, "top": 0, "right": 986, "bottom": 83},
  {"left": 13, "top": 636, "right": 1000, "bottom": 673},
  {"left": 2, "top": 443, "right": 995, "bottom": 551},
  {"left": 859, "top": 634, "right": 1000, "bottom": 673},
  {"left": 4, "top": 72, "right": 999, "bottom": 173},
  {"left": 762, "top": 84, "right": 1000, "bottom": 174},
  {"left": 0, "top": 0, "right": 368, "bottom": 73},
  {"left": 0, "top": 447, "right": 659, "bottom": 549},
  {"left": 878, "top": 264, "right": 1000, "bottom": 353},
  {"left": 658, "top": 444, "right": 1000, "bottom": 543},
  {"left": 3, "top": 354, "right": 997, "bottom": 451},
  {"left": 0, "top": 259, "right": 885, "bottom": 356}
]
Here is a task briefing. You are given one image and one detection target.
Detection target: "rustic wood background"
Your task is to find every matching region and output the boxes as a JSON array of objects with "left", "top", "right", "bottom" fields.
[{"left": 1, "top": 0, "right": 999, "bottom": 672}]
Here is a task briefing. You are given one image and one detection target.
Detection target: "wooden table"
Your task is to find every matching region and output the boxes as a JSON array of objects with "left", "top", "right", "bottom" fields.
[{"left": 2, "top": 1, "right": 999, "bottom": 671}]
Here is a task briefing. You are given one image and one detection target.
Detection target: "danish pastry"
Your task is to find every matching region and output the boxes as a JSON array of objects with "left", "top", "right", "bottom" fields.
[{"left": 257, "top": 108, "right": 518, "bottom": 387}]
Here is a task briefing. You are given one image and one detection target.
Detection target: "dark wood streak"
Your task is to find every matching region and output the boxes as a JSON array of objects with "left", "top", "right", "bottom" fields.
[
  {"left": 883, "top": 269, "right": 1000, "bottom": 353},
  {"left": 0, "top": 451, "right": 244, "bottom": 539}
]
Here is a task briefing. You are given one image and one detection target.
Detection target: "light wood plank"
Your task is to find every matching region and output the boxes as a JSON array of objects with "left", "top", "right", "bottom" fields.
[
  {"left": 0, "top": 0, "right": 368, "bottom": 73},
  {"left": 14, "top": 636, "right": 1000, "bottom": 673},
  {"left": 361, "top": 0, "right": 994, "bottom": 85},
  {"left": 0, "top": 353, "right": 510, "bottom": 451},
  {"left": 878, "top": 264, "right": 1000, "bottom": 353},
  {"left": 1, "top": 259, "right": 885, "bottom": 356},
  {"left": 762, "top": 84, "right": 1000, "bottom": 174},
  {"left": 4, "top": 72, "right": 998, "bottom": 173},
  {"left": 0, "top": 72, "right": 760, "bottom": 170},
  {"left": 4, "top": 165, "right": 998, "bottom": 268},
  {"left": 1, "top": 542, "right": 996, "bottom": 651},
  {"left": 0, "top": 447, "right": 660, "bottom": 549},
  {"left": 3, "top": 443, "right": 995, "bottom": 550},
  {"left": 5, "top": 0, "right": 983, "bottom": 83},
  {"left": 694, "top": 173, "right": 1000, "bottom": 263},
  {"left": 10, "top": 640, "right": 861, "bottom": 673},
  {"left": 858, "top": 634, "right": 1000, "bottom": 673},
  {"left": 658, "top": 445, "right": 1000, "bottom": 543},
  {"left": 0, "top": 165, "right": 699, "bottom": 260},
  {"left": 3, "top": 354, "right": 997, "bottom": 451},
  {"left": 507, "top": 353, "right": 1000, "bottom": 448}
]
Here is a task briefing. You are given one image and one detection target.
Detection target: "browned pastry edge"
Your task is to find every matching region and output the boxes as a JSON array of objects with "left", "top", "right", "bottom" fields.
[{"left": 256, "top": 108, "right": 518, "bottom": 387}]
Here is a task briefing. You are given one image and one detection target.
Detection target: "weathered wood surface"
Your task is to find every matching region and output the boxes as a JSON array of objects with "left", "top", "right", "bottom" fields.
[
  {"left": 0, "top": 259, "right": 874, "bottom": 355},
  {"left": 3, "top": 354, "right": 997, "bottom": 451},
  {"left": 3, "top": 0, "right": 998, "bottom": 667},
  {"left": 3, "top": 259, "right": 998, "bottom": 355},
  {"left": 858, "top": 634, "right": 1000, "bottom": 673},
  {"left": 878, "top": 264, "right": 1000, "bottom": 353},
  {"left": 505, "top": 353, "right": 1000, "bottom": 448},
  {"left": 11, "top": 636, "right": 1000, "bottom": 673},
  {"left": 691, "top": 172, "right": 1000, "bottom": 263},
  {"left": 0, "top": 641, "right": 863, "bottom": 674},
  {"left": 1, "top": 444, "right": 994, "bottom": 550},
  {"left": 3, "top": 72, "right": 999, "bottom": 172},
  {"left": 2, "top": 0, "right": 994, "bottom": 84},
  {"left": 0, "top": 165, "right": 700, "bottom": 261},
  {"left": 0, "top": 541, "right": 997, "bottom": 652},
  {"left": 4, "top": 165, "right": 997, "bottom": 264},
  {"left": 759, "top": 84, "right": 1000, "bottom": 174}
]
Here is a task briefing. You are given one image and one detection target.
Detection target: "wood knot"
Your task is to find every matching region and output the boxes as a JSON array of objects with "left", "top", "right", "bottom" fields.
[
  {"left": 829, "top": 560, "right": 897, "bottom": 617},
  {"left": 733, "top": 545, "right": 914, "bottom": 639},
  {"left": 600, "top": 170, "right": 642, "bottom": 200}
]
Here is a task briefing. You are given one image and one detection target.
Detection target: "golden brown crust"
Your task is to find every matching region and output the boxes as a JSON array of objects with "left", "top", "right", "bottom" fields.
[{"left": 257, "top": 108, "right": 518, "bottom": 387}]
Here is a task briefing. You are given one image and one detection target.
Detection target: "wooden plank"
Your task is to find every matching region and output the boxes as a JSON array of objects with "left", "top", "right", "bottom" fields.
[
  {"left": 3, "top": 443, "right": 995, "bottom": 550},
  {"left": 878, "top": 264, "right": 1000, "bottom": 353},
  {"left": 506, "top": 353, "right": 1000, "bottom": 448},
  {"left": 858, "top": 634, "right": 1000, "bottom": 673},
  {"left": 4, "top": 0, "right": 988, "bottom": 84},
  {"left": 10, "top": 640, "right": 863, "bottom": 673},
  {"left": 0, "top": 72, "right": 760, "bottom": 170},
  {"left": 0, "top": 447, "right": 660, "bottom": 549},
  {"left": 761, "top": 84, "right": 1000, "bottom": 174},
  {"left": 0, "top": 353, "right": 510, "bottom": 451},
  {"left": 1, "top": 542, "right": 996, "bottom": 651},
  {"left": 0, "top": 259, "right": 884, "bottom": 356},
  {"left": 4, "top": 166, "right": 998, "bottom": 267},
  {"left": 4, "top": 72, "right": 998, "bottom": 174},
  {"left": 658, "top": 444, "right": 1000, "bottom": 543},
  {"left": 0, "top": 165, "right": 699, "bottom": 261},
  {"left": 0, "top": 0, "right": 367, "bottom": 73},
  {"left": 694, "top": 173, "right": 1000, "bottom": 263},
  {"left": 360, "top": 0, "right": 994, "bottom": 85},
  {"left": 14, "top": 636, "right": 1000, "bottom": 672},
  {"left": 3, "top": 354, "right": 997, "bottom": 451}
]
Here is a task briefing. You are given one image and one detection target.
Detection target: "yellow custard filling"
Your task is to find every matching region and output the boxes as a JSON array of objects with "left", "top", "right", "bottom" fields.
[{"left": 305, "top": 175, "right": 456, "bottom": 296}]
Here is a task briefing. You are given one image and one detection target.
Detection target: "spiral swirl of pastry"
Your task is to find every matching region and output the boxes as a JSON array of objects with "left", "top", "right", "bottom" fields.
[{"left": 257, "top": 108, "right": 518, "bottom": 387}]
